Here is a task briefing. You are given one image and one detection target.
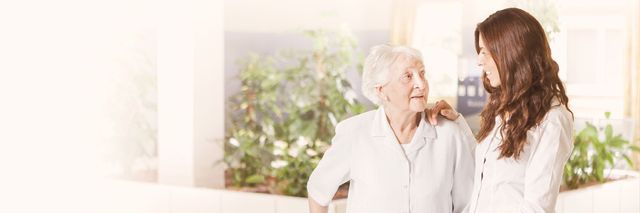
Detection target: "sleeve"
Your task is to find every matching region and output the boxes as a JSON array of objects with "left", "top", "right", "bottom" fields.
[
  {"left": 453, "top": 114, "right": 477, "bottom": 155},
  {"left": 306, "top": 122, "right": 352, "bottom": 206},
  {"left": 521, "top": 111, "right": 574, "bottom": 213},
  {"left": 451, "top": 117, "right": 477, "bottom": 213}
]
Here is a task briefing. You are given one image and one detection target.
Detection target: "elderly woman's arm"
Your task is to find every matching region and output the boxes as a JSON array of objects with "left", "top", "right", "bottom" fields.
[
  {"left": 307, "top": 122, "right": 351, "bottom": 212},
  {"left": 309, "top": 198, "right": 328, "bottom": 213},
  {"left": 450, "top": 117, "right": 476, "bottom": 213}
]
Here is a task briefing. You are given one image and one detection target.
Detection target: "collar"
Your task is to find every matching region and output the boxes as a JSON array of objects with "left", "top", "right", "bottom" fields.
[{"left": 370, "top": 106, "right": 437, "bottom": 140}]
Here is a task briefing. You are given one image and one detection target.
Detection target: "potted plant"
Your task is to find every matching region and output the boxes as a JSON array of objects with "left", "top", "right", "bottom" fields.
[
  {"left": 223, "top": 29, "right": 368, "bottom": 201},
  {"left": 563, "top": 112, "right": 640, "bottom": 189},
  {"left": 556, "top": 112, "right": 640, "bottom": 212}
]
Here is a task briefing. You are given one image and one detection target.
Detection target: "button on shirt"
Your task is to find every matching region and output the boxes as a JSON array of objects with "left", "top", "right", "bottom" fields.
[
  {"left": 307, "top": 107, "right": 475, "bottom": 213},
  {"left": 464, "top": 104, "right": 574, "bottom": 213}
]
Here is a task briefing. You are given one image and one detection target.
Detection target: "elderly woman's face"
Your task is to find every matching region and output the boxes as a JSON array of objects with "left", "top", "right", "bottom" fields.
[{"left": 381, "top": 55, "right": 428, "bottom": 112}]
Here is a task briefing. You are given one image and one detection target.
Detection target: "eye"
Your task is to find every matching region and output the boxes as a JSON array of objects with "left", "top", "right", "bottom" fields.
[{"left": 401, "top": 73, "right": 412, "bottom": 83}]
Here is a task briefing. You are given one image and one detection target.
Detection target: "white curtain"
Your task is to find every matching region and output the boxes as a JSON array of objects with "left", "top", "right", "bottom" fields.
[
  {"left": 390, "top": 0, "right": 418, "bottom": 45},
  {"left": 628, "top": 0, "right": 640, "bottom": 169}
]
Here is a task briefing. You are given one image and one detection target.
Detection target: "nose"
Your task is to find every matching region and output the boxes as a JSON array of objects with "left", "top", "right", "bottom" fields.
[
  {"left": 477, "top": 54, "right": 484, "bottom": 67},
  {"left": 413, "top": 75, "right": 425, "bottom": 90}
]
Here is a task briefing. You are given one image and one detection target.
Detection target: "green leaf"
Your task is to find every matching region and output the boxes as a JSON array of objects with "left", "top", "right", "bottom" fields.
[
  {"left": 578, "top": 123, "right": 598, "bottom": 141},
  {"left": 604, "top": 125, "right": 613, "bottom": 140},
  {"left": 234, "top": 171, "right": 243, "bottom": 184},
  {"left": 604, "top": 111, "right": 611, "bottom": 119},
  {"left": 604, "top": 153, "right": 614, "bottom": 166},
  {"left": 594, "top": 164, "right": 604, "bottom": 182},
  {"left": 564, "top": 164, "right": 572, "bottom": 177},
  {"left": 622, "top": 154, "right": 634, "bottom": 167},
  {"left": 245, "top": 174, "right": 265, "bottom": 184},
  {"left": 608, "top": 136, "right": 627, "bottom": 148}
]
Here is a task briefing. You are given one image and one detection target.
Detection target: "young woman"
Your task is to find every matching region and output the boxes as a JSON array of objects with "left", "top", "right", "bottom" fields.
[{"left": 429, "top": 8, "right": 574, "bottom": 213}]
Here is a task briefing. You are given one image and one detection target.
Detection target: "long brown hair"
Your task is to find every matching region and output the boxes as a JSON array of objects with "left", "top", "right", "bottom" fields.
[{"left": 475, "top": 8, "right": 572, "bottom": 160}]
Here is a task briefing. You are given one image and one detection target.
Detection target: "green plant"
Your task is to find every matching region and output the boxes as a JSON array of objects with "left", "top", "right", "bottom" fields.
[
  {"left": 224, "top": 29, "right": 368, "bottom": 197},
  {"left": 563, "top": 112, "right": 640, "bottom": 189}
]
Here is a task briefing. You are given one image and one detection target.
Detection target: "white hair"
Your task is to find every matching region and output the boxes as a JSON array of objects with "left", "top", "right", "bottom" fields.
[{"left": 361, "top": 44, "right": 424, "bottom": 105}]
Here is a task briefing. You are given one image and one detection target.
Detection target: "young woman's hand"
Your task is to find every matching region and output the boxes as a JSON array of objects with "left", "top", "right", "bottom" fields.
[{"left": 426, "top": 100, "right": 460, "bottom": 125}]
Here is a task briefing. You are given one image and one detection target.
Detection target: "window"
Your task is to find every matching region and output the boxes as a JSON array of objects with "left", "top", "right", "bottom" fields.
[{"left": 555, "top": 0, "right": 632, "bottom": 119}]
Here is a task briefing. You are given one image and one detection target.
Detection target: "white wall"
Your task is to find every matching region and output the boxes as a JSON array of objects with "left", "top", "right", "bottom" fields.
[
  {"left": 0, "top": 0, "right": 162, "bottom": 212},
  {"left": 157, "top": 0, "right": 196, "bottom": 186},
  {"left": 157, "top": 0, "right": 225, "bottom": 188},
  {"left": 224, "top": 0, "right": 392, "bottom": 32},
  {"left": 194, "top": 0, "right": 226, "bottom": 188}
]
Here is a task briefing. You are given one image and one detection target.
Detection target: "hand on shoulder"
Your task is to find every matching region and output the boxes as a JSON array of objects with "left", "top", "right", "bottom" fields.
[{"left": 426, "top": 100, "right": 460, "bottom": 125}]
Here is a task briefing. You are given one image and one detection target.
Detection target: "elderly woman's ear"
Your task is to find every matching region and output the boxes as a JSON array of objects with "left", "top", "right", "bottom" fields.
[{"left": 375, "top": 86, "right": 389, "bottom": 103}]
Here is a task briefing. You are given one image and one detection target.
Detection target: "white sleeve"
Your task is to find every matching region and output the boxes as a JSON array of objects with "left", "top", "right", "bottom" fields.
[
  {"left": 451, "top": 119, "right": 476, "bottom": 213},
  {"left": 453, "top": 114, "right": 477, "bottom": 155},
  {"left": 521, "top": 112, "right": 574, "bottom": 213},
  {"left": 306, "top": 122, "right": 352, "bottom": 206}
]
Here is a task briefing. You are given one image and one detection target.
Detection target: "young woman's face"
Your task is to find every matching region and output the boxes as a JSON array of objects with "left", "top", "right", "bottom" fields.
[
  {"left": 478, "top": 34, "right": 501, "bottom": 87},
  {"left": 379, "top": 55, "right": 428, "bottom": 112}
]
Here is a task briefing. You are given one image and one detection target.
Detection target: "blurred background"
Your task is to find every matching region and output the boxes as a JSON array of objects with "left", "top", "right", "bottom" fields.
[{"left": 0, "top": 0, "right": 638, "bottom": 212}]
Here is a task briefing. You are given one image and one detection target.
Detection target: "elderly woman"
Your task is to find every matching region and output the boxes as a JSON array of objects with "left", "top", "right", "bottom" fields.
[{"left": 306, "top": 44, "right": 475, "bottom": 213}]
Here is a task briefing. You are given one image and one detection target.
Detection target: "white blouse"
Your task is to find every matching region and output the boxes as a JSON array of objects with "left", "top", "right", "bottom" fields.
[
  {"left": 307, "top": 107, "right": 475, "bottom": 213},
  {"left": 463, "top": 104, "right": 574, "bottom": 213}
]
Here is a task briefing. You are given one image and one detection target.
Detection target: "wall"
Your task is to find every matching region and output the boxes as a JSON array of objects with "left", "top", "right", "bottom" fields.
[{"left": 224, "top": 0, "right": 393, "bottom": 107}]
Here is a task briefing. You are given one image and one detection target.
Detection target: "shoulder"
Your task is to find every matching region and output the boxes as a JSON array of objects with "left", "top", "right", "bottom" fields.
[
  {"left": 433, "top": 116, "right": 465, "bottom": 137},
  {"left": 541, "top": 105, "right": 573, "bottom": 130},
  {"left": 530, "top": 105, "right": 574, "bottom": 158},
  {"left": 432, "top": 116, "right": 471, "bottom": 148},
  {"left": 334, "top": 109, "right": 377, "bottom": 134},
  {"left": 435, "top": 116, "right": 459, "bottom": 130}
]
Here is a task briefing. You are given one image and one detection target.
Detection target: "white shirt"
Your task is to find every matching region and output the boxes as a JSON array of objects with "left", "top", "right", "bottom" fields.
[
  {"left": 307, "top": 107, "right": 475, "bottom": 213},
  {"left": 400, "top": 143, "right": 418, "bottom": 163},
  {"left": 464, "top": 104, "right": 574, "bottom": 213}
]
